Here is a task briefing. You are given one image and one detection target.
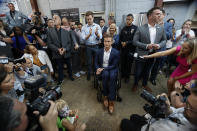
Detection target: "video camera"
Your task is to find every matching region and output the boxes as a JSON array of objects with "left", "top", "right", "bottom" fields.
[
  {"left": 140, "top": 90, "right": 168, "bottom": 119},
  {"left": 24, "top": 75, "right": 62, "bottom": 130},
  {"left": 27, "top": 85, "right": 62, "bottom": 115},
  {"left": 0, "top": 57, "right": 26, "bottom": 71},
  {"left": 25, "top": 75, "right": 62, "bottom": 115},
  {"left": 21, "top": 23, "right": 47, "bottom": 36},
  {"left": 0, "top": 57, "right": 26, "bottom": 64}
]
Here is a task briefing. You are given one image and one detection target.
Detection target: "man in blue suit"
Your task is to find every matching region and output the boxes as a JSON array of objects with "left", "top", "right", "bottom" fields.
[{"left": 95, "top": 33, "right": 120, "bottom": 114}]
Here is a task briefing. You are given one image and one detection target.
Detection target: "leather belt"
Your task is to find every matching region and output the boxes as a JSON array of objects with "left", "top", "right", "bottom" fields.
[{"left": 86, "top": 44, "right": 98, "bottom": 48}]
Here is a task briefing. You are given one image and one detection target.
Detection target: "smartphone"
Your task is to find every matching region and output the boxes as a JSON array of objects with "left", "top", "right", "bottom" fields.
[{"left": 40, "top": 64, "right": 47, "bottom": 70}]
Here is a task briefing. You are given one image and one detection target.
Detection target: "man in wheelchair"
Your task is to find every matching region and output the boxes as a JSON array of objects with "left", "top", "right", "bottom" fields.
[{"left": 95, "top": 33, "right": 120, "bottom": 114}]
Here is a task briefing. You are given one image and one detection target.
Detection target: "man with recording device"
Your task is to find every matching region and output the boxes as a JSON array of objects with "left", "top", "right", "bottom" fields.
[
  {"left": 0, "top": 95, "right": 58, "bottom": 131},
  {"left": 120, "top": 88, "right": 197, "bottom": 131},
  {"left": 0, "top": 57, "right": 28, "bottom": 102}
]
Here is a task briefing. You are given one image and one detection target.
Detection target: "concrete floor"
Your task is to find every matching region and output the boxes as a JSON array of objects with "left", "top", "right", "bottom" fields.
[{"left": 60, "top": 73, "right": 168, "bottom": 131}]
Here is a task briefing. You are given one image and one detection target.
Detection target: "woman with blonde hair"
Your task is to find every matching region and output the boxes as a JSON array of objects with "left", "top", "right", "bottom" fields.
[
  {"left": 109, "top": 23, "right": 119, "bottom": 49},
  {"left": 143, "top": 38, "right": 197, "bottom": 96}
]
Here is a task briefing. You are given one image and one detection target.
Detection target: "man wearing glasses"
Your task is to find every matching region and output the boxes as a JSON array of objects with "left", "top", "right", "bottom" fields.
[{"left": 121, "top": 87, "right": 197, "bottom": 131}]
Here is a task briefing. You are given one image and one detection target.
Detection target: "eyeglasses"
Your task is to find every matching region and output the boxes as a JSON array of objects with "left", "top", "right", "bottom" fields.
[{"left": 185, "top": 99, "right": 197, "bottom": 114}]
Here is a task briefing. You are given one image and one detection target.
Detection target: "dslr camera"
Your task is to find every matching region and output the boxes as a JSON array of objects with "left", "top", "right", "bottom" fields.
[{"left": 141, "top": 90, "right": 168, "bottom": 119}]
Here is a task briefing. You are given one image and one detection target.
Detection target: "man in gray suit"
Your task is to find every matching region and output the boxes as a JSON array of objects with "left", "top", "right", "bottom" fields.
[
  {"left": 47, "top": 16, "right": 74, "bottom": 85},
  {"left": 133, "top": 7, "right": 166, "bottom": 92},
  {"left": 5, "top": 3, "right": 28, "bottom": 29}
]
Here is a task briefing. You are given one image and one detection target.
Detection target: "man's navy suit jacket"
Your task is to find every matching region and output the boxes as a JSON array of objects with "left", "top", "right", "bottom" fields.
[{"left": 95, "top": 48, "right": 120, "bottom": 73}]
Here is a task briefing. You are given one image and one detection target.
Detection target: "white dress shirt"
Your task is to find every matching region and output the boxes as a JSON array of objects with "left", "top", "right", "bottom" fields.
[
  {"left": 103, "top": 48, "right": 112, "bottom": 68},
  {"left": 148, "top": 24, "right": 156, "bottom": 44}
]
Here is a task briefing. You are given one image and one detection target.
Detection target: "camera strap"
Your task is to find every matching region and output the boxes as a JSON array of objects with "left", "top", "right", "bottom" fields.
[
  {"left": 168, "top": 116, "right": 185, "bottom": 126},
  {"left": 16, "top": 89, "right": 25, "bottom": 96}
]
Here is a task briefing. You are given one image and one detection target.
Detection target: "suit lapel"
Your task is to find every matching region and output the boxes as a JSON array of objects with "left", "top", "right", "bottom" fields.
[
  {"left": 101, "top": 49, "right": 104, "bottom": 67},
  {"left": 52, "top": 28, "right": 59, "bottom": 43},
  {"left": 108, "top": 48, "right": 114, "bottom": 65},
  {"left": 154, "top": 24, "right": 160, "bottom": 43},
  {"left": 145, "top": 24, "right": 151, "bottom": 43}
]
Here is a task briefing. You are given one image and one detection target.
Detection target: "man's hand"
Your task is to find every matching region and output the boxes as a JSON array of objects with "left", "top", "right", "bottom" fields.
[
  {"left": 35, "top": 101, "right": 58, "bottom": 131},
  {"left": 96, "top": 68, "right": 104, "bottom": 75},
  {"left": 157, "top": 93, "right": 172, "bottom": 116},
  {"left": 152, "top": 44, "right": 160, "bottom": 50},
  {"left": 31, "top": 29, "right": 36, "bottom": 35},
  {"left": 61, "top": 48, "right": 65, "bottom": 55},
  {"left": 74, "top": 44, "right": 79, "bottom": 50},
  {"left": 89, "top": 28, "right": 92, "bottom": 35},
  {"left": 58, "top": 48, "right": 65, "bottom": 55},
  {"left": 147, "top": 44, "right": 154, "bottom": 50},
  {"left": 58, "top": 48, "right": 62, "bottom": 55},
  {"left": 121, "top": 42, "right": 126, "bottom": 48},
  {"left": 157, "top": 93, "right": 171, "bottom": 107},
  {"left": 95, "top": 27, "right": 98, "bottom": 36}
]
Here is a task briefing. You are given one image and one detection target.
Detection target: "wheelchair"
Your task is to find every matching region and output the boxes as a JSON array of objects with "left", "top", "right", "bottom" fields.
[{"left": 93, "top": 68, "right": 122, "bottom": 102}]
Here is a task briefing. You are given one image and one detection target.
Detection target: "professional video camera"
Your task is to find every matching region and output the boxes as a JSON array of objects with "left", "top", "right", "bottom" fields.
[
  {"left": 0, "top": 57, "right": 26, "bottom": 71},
  {"left": 24, "top": 75, "right": 62, "bottom": 130},
  {"left": 0, "top": 57, "right": 26, "bottom": 64},
  {"left": 27, "top": 85, "right": 62, "bottom": 115},
  {"left": 140, "top": 90, "right": 168, "bottom": 119}
]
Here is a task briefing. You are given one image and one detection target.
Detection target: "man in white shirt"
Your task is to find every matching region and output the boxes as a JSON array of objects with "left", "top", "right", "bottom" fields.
[
  {"left": 133, "top": 7, "right": 166, "bottom": 92},
  {"left": 95, "top": 34, "right": 120, "bottom": 114},
  {"left": 81, "top": 11, "right": 102, "bottom": 80}
]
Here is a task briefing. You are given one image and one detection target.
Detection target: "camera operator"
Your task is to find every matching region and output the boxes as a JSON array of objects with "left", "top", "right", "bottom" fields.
[
  {"left": 171, "top": 79, "right": 197, "bottom": 108},
  {"left": 120, "top": 90, "right": 197, "bottom": 131},
  {"left": 0, "top": 96, "right": 58, "bottom": 131},
  {"left": 22, "top": 57, "right": 47, "bottom": 87},
  {"left": 3, "top": 59, "right": 28, "bottom": 102},
  {"left": 29, "top": 13, "right": 47, "bottom": 48}
]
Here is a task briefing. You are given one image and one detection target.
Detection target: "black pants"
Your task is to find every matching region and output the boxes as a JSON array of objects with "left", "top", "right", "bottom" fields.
[
  {"left": 150, "top": 57, "right": 161, "bottom": 81},
  {"left": 120, "top": 114, "right": 147, "bottom": 131},
  {"left": 55, "top": 57, "right": 73, "bottom": 82},
  {"left": 121, "top": 48, "right": 133, "bottom": 79},
  {"left": 134, "top": 58, "right": 154, "bottom": 86}
]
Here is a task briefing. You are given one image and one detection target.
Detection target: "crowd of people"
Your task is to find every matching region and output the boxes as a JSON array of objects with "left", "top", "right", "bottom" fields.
[{"left": 0, "top": 2, "right": 196, "bottom": 131}]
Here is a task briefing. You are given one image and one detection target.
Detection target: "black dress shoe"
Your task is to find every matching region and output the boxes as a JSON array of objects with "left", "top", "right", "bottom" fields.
[{"left": 150, "top": 79, "right": 156, "bottom": 86}]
